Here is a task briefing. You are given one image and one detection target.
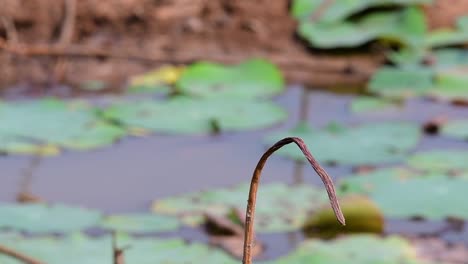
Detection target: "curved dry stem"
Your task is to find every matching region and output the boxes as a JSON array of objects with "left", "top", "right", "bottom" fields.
[
  {"left": 242, "top": 137, "right": 345, "bottom": 264},
  {"left": 0, "top": 244, "right": 44, "bottom": 264}
]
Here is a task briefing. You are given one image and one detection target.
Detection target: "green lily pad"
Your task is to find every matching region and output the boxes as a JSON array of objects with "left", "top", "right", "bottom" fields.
[
  {"left": 0, "top": 233, "right": 237, "bottom": 264},
  {"left": 430, "top": 71, "right": 468, "bottom": 101},
  {"left": 368, "top": 67, "right": 433, "bottom": 98},
  {"left": 271, "top": 235, "right": 424, "bottom": 264},
  {"left": 298, "top": 7, "right": 426, "bottom": 49},
  {"left": 426, "top": 16, "right": 468, "bottom": 48},
  {"left": 152, "top": 182, "right": 331, "bottom": 233},
  {"left": 441, "top": 119, "right": 468, "bottom": 140},
  {"left": 103, "top": 97, "right": 287, "bottom": 135},
  {"left": 408, "top": 150, "right": 468, "bottom": 172},
  {"left": 0, "top": 98, "right": 125, "bottom": 154},
  {"left": 431, "top": 48, "right": 468, "bottom": 70},
  {"left": 350, "top": 96, "right": 400, "bottom": 113},
  {"left": 340, "top": 167, "right": 468, "bottom": 220},
  {"left": 176, "top": 59, "right": 284, "bottom": 99},
  {"left": 291, "top": 0, "right": 431, "bottom": 22},
  {"left": 100, "top": 213, "right": 180, "bottom": 233},
  {"left": 0, "top": 203, "right": 101, "bottom": 233},
  {"left": 265, "top": 121, "right": 420, "bottom": 165}
]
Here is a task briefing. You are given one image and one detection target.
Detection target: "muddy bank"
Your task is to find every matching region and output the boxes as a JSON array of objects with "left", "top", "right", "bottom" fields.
[{"left": 0, "top": 0, "right": 466, "bottom": 91}]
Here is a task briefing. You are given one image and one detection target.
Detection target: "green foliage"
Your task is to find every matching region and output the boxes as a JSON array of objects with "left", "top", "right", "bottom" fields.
[
  {"left": 100, "top": 213, "right": 180, "bottom": 233},
  {"left": 152, "top": 182, "right": 331, "bottom": 232},
  {"left": 270, "top": 235, "right": 424, "bottom": 264},
  {"left": 368, "top": 67, "right": 433, "bottom": 97},
  {"left": 0, "top": 98, "right": 125, "bottom": 155},
  {"left": 176, "top": 59, "right": 284, "bottom": 99},
  {"left": 340, "top": 168, "right": 468, "bottom": 220},
  {"left": 0, "top": 233, "right": 237, "bottom": 264},
  {"left": 408, "top": 150, "right": 468, "bottom": 172},
  {"left": 265, "top": 121, "right": 420, "bottom": 165},
  {"left": 441, "top": 119, "right": 468, "bottom": 140},
  {"left": 426, "top": 16, "right": 468, "bottom": 48},
  {"left": 298, "top": 7, "right": 426, "bottom": 48},
  {"left": 291, "top": 0, "right": 430, "bottom": 23},
  {"left": 0, "top": 204, "right": 101, "bottom": 233},
  {"left": 103, "top": 96, "right": 286, "bottom": 135}
]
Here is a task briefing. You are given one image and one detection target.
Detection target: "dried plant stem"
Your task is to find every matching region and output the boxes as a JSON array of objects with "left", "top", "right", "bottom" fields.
[
  {"left": 0, "top": 244, "right": 44, "bottom": 264},
  {"left": 242, "top": 137, "right": 345, "bottom": 264}
]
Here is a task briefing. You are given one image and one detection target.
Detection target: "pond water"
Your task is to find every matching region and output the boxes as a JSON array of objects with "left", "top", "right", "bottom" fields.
[{"left": 0, "top": 85, "right": 467, "bottom": 259}]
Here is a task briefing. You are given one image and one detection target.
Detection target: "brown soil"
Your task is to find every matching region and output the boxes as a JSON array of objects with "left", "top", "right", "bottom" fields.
[{"left": 0, "top": 0, "right": 466, "bottom": 94}]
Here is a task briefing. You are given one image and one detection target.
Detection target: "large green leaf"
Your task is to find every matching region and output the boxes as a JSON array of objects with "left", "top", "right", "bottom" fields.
[
  {"left": 430, "top": 71, "right": 468, "bottom": 101},
  {"left": 368, "top": 48, "right": 468, "bottom": 101},
  {"left": 265, "top": 121, "right": 420, "bottom": 165},
  {"left": 100, "top": 213, "right": 180, "bottom": 233},
  {"left": 0, "top": 204, "right": 101, "bottom": 233},
  {"left": 0, "top": 98, "right": 125, "bottom": 154},
  {"left": 291, "top": 0, "right": 431, "bottom": 22},
  {"left": 408, "top": 150, "right": 468, "bottom": 172},
  {"left": 103, "top": 97, "right": 287, "bottom": 135},
  {"left": 176, "top": 59, "right": 284, "bottom": 99},
  {"left": 152, "top": 182, "right": 331, "bottom": 232},
  {"left": 340, "top": 167, "right": 468, "bottom": 220},
  {"left": 0, "top": 233, "right": 237, "bottom": 264},
  {"left": 441, "top": 119, "right": 468, "bottom": 140},
  {"left": 298, "top": 7, "right": 426, "bottom": 48},
  {"left": 271, "top": 235, "right": 423, "bottom": 264},
  {"left": 368, "top": 67, "right": 433, "bottom": 98},
  {"left": 426, "top": 16, "right": 468, "bottom": 48}
]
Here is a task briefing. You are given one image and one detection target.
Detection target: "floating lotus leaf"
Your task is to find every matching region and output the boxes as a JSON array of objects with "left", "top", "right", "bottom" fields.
[
  {"left": 350, "top": 96, "right": 400, "bottom": 113},
  {"left": 298, "top": 7, "right": 426, "bottom": 48},
  {"left": 430, "top": 71, "right": 468, "bottom": 101},
  {"left": 100, "top": 213, "right": 180, "bottom": 233},
  {"left": 270, "top": 235, "right": 425, "bottom": 264},
  {"left": 368, "top": 48, "right": 468, "bottom": 102},
  {"left": 0, "top": 233, "right": 237, "bottom": 264},
  {"left": 291, "top": 0, "right": 430, "bottom": 22},
  {"left": 265, "top": 121, "right": 420, "bottom": 165},
  {"left": 340, "top": 167, "right": 468, "bottom": 220},
  {"left": 176, "top": 59, "right": 284, "bottom": 99},
  {"left": 103, "top": 97, "right": 287, "bottom": 135},
  {"left": 408, "top": 150, "right": 468, "bottom": 172},
  {"left": 431, "top": 48, "right": 468, "bottom": 70},
  {"left": 441, "top": 119, "right": 468, "bottom": 140},
  {"left": 152, "top": 182, "right": 330, "bottom": 232},
  {"left": 368, "top": 67, "right": 433, "bottom": 98},
  {"left": 0, "top": 203, "right": 101, "bottom": 233},
  {"left": 426, "top": 16, "right": 468, "bottom": 48},
  {"left": 0, "top": 98, "right": 125, "bottom": 155}
]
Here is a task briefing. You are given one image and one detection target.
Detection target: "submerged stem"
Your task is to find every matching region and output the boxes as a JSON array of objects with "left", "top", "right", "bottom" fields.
[{"left": 242, "top": 137, "right": 345, "bottom": 264}]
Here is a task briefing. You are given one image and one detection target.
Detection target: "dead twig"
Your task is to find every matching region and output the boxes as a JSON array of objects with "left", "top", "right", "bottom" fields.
[
  {"left": 57, "top": 0, "right": 76, "bottom": 46},
  {"left": 112, "top": 232, "right": 129, "bottom": 264},
  {"left": 0, "top": 244, "right": 45, "bottom": 264},
  {"left": 242, "top": 137, "right": 345, "bottom": 264},
  {"left": 16, "top": 154, "right": 43, "bottom": 203},
  {"left": 0, "top": 16, "right": 19, "bottom": 43}
]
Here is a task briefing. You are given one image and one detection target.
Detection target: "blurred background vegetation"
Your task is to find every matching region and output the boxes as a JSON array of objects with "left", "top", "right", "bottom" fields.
[{"left": 0, "top": 0, "right": 468, "bottom": 263}]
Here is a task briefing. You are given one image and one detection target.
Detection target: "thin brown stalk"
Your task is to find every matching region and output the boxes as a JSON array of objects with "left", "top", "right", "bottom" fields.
[
  {"left": 0, "top": 244, "right": 45, "bottom": 264},
  {"left": 242, "top": 137, "right": 345, "bottom": 264}
]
